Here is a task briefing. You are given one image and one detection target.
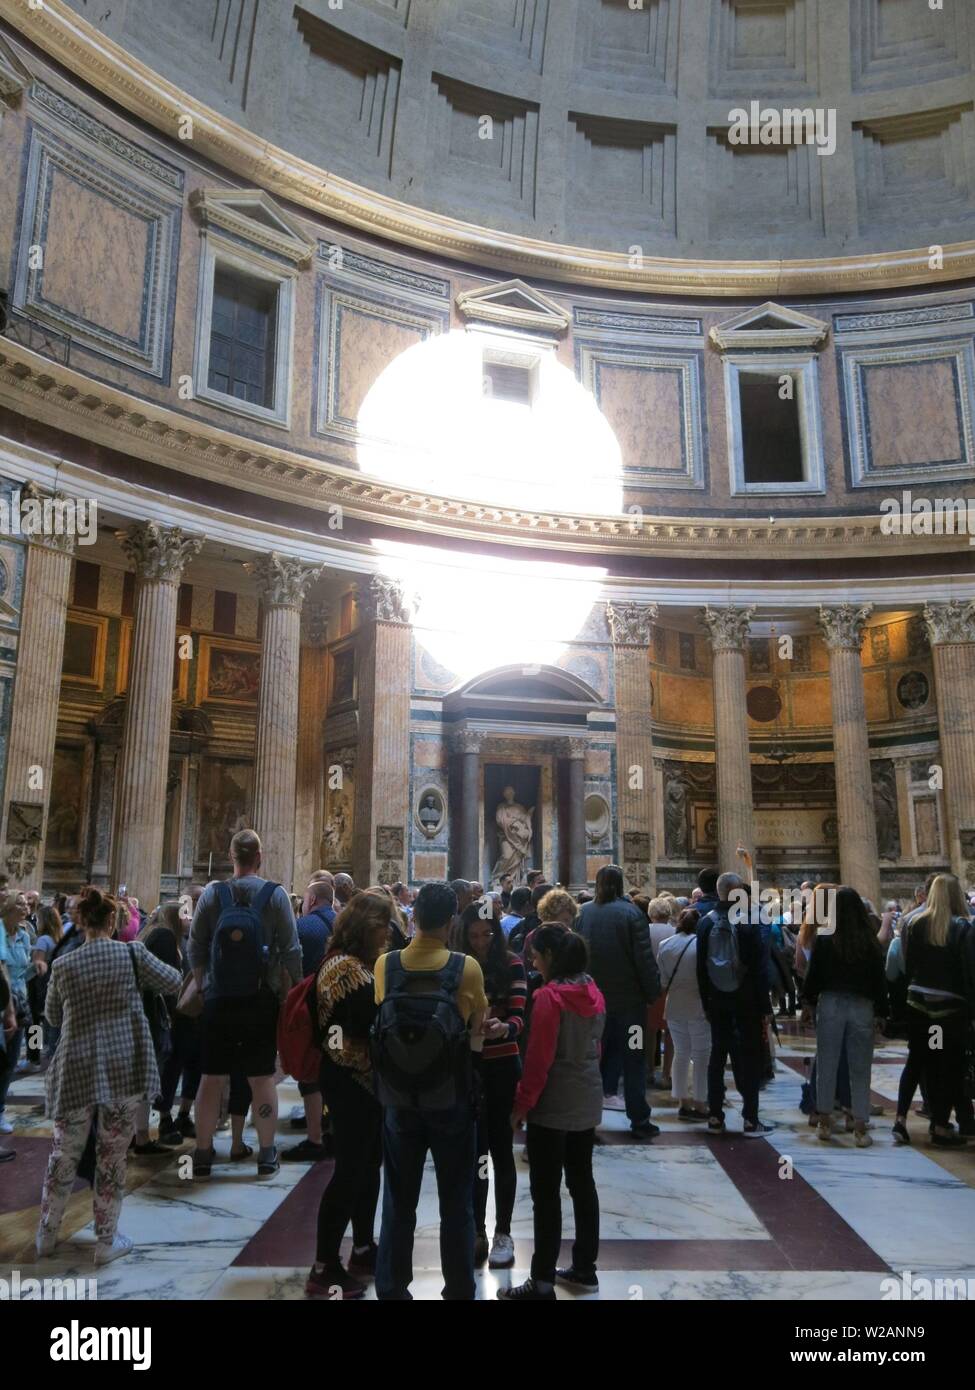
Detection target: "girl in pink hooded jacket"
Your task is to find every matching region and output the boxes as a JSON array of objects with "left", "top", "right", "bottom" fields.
[{"left": 498, "top": 924, "right": 605, "bottom": 1302}]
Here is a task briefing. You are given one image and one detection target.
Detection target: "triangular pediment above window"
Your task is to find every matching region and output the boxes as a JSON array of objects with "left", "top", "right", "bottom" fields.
[
  {"left": 0, "top": 37, "right": 29, "bottom": 111},
  {"left": 189, "top": 189, "right": 316, "bottom": 267},
  {"left": 710, "top": 302, "right": 829, "bottom": 351},
  {"left": 456, "top": 279, "right": 571, "bottom": 336}
]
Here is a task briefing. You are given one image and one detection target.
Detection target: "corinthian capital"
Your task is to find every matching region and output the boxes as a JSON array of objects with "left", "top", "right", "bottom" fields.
[
  {"left": 449, "top": 728, "right": 485, "bottom": 756},
  {"left": 702, "top": 605, "right": 755, "bottom": 653},
  {"left": 244, "top": 553, "right": 324, "bottom": 610},
  {"left": 117, "top": 522, "right": 203, "bottom": 584},
  {"left": 606, "top": 601, "right": 658, "bottom": 648},
  {"left": 356, "top": 575, "right": 415, "bottom": 625},
  {"left": 817, "top": 603, "right": 873, "bottom": 652},
  {"left": 923, "top": 600, "right": 975, "bottom": 646}
]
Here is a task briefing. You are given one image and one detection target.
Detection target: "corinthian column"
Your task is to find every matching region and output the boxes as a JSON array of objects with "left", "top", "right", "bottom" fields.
[
  {"left": 294, "top": 601, "right": 330, "bottom": 891},
  {"left": 244, "top": 554, "right": 324, "bottom": 889},
  {"left": 607, "top": 601, "right": 658, "bottom": 895},
  {"left": 450, "top": 729, "right": 484, "bottom": 883},
  {"left": 818, "top": 604, "right": 880, "bottom": 905},
  {"left": 352, "top": 576, "right": 414, "bottom": 886},
  {"left": 924, "top": 601, "right": 975, "bottom": 880},
  {"left": 565, "top": 737, "right": 588, "bottom": 891},
  {"left": 1, "top": 494, "right": 75, "bottom": 889},
  {"left": 111, "top": 523, "right": 203, "bottom": 907},
  {"left": 703, "top": 606, "right": 756, "bottom": 872}
]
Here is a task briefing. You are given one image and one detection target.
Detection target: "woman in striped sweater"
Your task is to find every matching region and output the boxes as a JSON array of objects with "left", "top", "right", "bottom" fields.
[{"left": 455, "top": 898, "right": 527, "bottom": 1271}]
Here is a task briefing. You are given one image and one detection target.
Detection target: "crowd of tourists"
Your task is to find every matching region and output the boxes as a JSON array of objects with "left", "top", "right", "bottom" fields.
[{"left": 1, "top": 837, "right": 973, "bottom": 1297}]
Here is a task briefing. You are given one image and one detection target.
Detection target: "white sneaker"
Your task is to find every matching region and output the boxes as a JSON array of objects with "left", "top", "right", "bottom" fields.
[
  {"left": 602, "top": 1095, "right": 626, "bottom": 1112},
  {"left": 488, "top": 1233, "right": 515, "bottom": 1268},
  {"left": 0, "top": 1117, "right": 12, "bottom": 1134},
  {"left": 94, "top": 1233, "right": 134, "bottom": 1266}
]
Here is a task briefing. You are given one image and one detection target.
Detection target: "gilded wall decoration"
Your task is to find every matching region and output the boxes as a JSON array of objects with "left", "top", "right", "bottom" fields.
[{"left": 196, "top": 637, "right": 261, "bottom": 706}]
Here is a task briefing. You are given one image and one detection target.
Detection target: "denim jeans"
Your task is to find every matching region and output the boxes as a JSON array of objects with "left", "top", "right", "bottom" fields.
[
  {"left": 599, "top": 1008, "right": 652, "bottom": 1128},
  {"left": 377, "top": 1099, "right": 476, "bottom": 1301},
  {"left": 815, "top": 991, "right": 875, "bottom": 1124}
]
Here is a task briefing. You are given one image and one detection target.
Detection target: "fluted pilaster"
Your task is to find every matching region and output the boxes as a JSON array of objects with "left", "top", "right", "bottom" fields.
[
  {"left": 245, "top": 554, "right": 324, "bottom": 888},
  {"left": 1, "top": 518, "right": 75, "bottom": 888},
  {"left": 111, "top": 523, "right": 203, "bottom": 907},
  {"left": 703, "top": 606, "right": 756, "bottom": 871},
  {"left": 818, "top": 604, "right": 880, "bottom": 904},
  {"left": 924, "top": 601, "right": 975, "bottom": 880},
  {"left": 607, "top": 601, "right": 657, "bottom": 895},
  {"left": 294, "top": 601, "right": 330, "bottom": 891}
]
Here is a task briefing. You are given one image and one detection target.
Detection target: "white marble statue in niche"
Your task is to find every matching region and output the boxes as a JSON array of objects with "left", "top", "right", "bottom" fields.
[{"left": 491, "top": 785, "right": 534, "bottom": 886}]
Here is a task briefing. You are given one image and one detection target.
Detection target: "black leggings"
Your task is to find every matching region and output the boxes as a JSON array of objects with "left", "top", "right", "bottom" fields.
[
  {"left": 526, "top": 1124, "right": 599, "bottom": 1284},
  {"left": 315, "top": 1059, "right": 382, "bottom": 1267},
  {"left": 906, "top": 1004, "right": 968, "bottom": 1130},
  {"left": 158, "top": 1015, "right": 202, "bottom": 1112},
  {"left": 473, "top": 1057, "right": 520, "bottom": 1237}
]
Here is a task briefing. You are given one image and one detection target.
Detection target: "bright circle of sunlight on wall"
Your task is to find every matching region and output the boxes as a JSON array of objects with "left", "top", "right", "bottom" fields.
[
  {"left": 371, "top": 540, "right": 608, "bottom": 687},
  {"left": 356, "top": 329, "right": 624, "bottom": 516}
]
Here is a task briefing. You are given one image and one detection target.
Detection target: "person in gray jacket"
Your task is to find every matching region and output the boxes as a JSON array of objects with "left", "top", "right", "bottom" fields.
[
  {"left": 578, "top": 864, "right": 660, "bottom": 1137},
  {"left": 499, "top": 925, "right": 605, "bottom": 1302}
]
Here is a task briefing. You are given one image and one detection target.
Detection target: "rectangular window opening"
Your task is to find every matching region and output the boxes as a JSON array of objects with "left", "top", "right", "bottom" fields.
[
  {"left": 739, "top": 371, "right": 805, "bottom": 485},
  {"left": 208, "top": 267, "right": 278, "bottom": 411},
  {"left": 483, "top": 357, "right": 537, "bottom": 406}
]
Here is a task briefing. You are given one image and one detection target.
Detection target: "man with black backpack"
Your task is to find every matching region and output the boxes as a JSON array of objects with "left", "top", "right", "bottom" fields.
[
  {"left": 372, "top": 881, "right": 489, "bottom": 1301},
  {"left": 696, "top": 871, "right": 775, "bottom": 1138},
  {"left": 188, "top": 830, "right": 302, "bottom": 1178}
]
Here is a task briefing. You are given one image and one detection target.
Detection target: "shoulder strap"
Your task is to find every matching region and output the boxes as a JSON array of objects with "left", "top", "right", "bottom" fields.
[
  {"left": 215, "top": 881, "right": 234, "bottom": 914},
  {"left": 253, "top": 880, "right": 279, "bottom": 915},
  {"left": 384, "top": 949, "right": 405, "bottom": 995},
  {"left": 441, "top": 951, "right": 465, "bottom": 995},
  {"left": 664, "top": 935, "right": 693, "bottom": 988}
]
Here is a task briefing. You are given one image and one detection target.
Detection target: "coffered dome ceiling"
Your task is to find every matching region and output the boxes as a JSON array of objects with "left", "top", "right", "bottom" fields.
[{"left": 56, "top": 0, "right": 975, "bottom": 262}]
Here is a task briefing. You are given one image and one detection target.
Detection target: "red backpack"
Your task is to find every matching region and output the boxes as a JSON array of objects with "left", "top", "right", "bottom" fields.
[{"left": 277, "top": 971, "right": 322, "bottom": 1083}]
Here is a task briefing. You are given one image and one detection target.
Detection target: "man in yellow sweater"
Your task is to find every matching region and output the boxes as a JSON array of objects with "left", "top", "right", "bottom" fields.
[{"left": 374, "top": 882, "right": 488, "bottom": 1301}]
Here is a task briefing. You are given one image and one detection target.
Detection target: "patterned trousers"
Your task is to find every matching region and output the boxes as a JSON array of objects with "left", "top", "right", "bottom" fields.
[{"left": 38, "top": 1097, "right": 139, "bottom": 1247}]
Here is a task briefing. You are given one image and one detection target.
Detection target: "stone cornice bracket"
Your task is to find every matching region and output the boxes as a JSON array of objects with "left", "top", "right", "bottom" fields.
[
  {"left": 449, "top": 728, "right": 486, "bottom": 756},
  {"left": 606, "top": 601, "right": 658, "bottom": 648},
  {"left": 817, "top": 603, "right": 874, "bottom": 651},
  {"left": 116, "top": 521, "right": 203, "bottom": 583},
  {"left": 702, "top": 605, "right": 756, "bottom": 653},
  {"left": 243, "top": 553, "right": 324, "bottom": 610},
  {"left": 923, "top": 599, "right": 975, "bottom": 646},
  {"left": 19, "top": 480, "right": 77, "bottom": 554},
  {"left": 355, "top": 575, "right": 415, "bottom": 625}
]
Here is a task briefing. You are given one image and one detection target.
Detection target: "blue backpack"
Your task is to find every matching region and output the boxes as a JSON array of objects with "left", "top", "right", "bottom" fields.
[
  {"left": 706, "top": 914, "right": 747, "bottom": 993},
  {"left": 208, "top": 880, "right": 278, "bottom": 999}
]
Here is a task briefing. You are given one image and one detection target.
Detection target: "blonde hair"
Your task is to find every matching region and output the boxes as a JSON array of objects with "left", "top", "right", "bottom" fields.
[
  {"left": 647, "top": 895, "right": 677, "bottom": 923},
  {"left": 0, "top": 889, "right": 23, "bottom": 922},
  {"left": 908, "top": 873, "right": 969, "bottom": 949},
  {"left": 796, "top": 883, "right": 839, "bottom": 968},
  {"left": 537, "top": 888, "right": 577, "bottom": 925}
]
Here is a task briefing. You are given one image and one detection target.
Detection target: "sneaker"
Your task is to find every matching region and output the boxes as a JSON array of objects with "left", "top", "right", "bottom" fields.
[
  {"left": 602, "top": 1095, "right": 626, "bottom": 1112},
  {"left": 743, "top": 1120, "right": 775, "bottom": 1138},
  {"left": 497, "top": 1278, "right": 556, "bottom": 1302},
  {"left": 175, "top": 1114, "right": 196, "bottom": 1139},
  {"left": 305, "top": 1265, "right": 365, "bottom": 1300},
  {"left": 556, "top": 1265, "right": 598, "bottom": 1291},
  {"left": 281, "top": 1139, "right": 330, "bottom": 1162},
  {"left": 892, "top": 1121, "right": 911, "bottom": 1145},
  {"left": 192, "top": 1147, "right": 214, "bottom": 1178},
  {"left": 931, "top": 1131, "right": 967, "bottom": 1148},
  {"left": 707, "top": 1117, "right": 726, "bottom": 1135},
  {"left": 132, "top": 1140, "right": 170, "bottom": 1156},
  {"left": 630, "top": 1120, "right": 660, "bottom": 1140},
  {"left": 257, "top": 1148, "right": 280, "bottom": 1177},
  {"left": 474, "top": 1232, "right": 489, "bottom": 1266},
  {"left": 854, "top": 1130, "right": 873, "bottom": 1148},
  {"left": 347, "top": 1243, "right": 378, "bottom": 1279},
  {"left": 94, "top": 1233, "right": 134, "bottom": 1266},
  {"left": 677, "top": 1107, "right": 708, "bottom": 1122},
  {"left": 0, "top": 1118, "right": 12, "bottom": 1135},
  {"left": 158, "top": 1117, "right": 183, "bottom": 1147},
  {"left": 489, "top": 1233, "right": 515, "bottom": 1268}
]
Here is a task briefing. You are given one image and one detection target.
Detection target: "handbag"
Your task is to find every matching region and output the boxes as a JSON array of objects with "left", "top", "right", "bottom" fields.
[
  {"left": 175, "top": 972, "right": 203, "bottom": 1019},
  {"left": 127, "top": 944, "right": 172, "bottom": 1065}
]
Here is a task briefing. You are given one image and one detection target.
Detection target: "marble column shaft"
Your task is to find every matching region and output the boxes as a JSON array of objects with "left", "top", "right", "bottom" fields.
[
  {"left": 247, "top": 556, "right": 324, "bottom": 890},
  {"left": 819, "top": 605, "right": 880, "bottom": 906},
  {"left": 111, "top": 523, "right": 203, "bottom": 908},
  {"left": 607, "top": 602, "right": 657, "bottom": 895},
  {"left": 294, "top": 604, "right": 329, "bottom": 890},
  {"left": 453, "top": 733, "right": 482, "bottom": 883},
  {"left": 2, "top": 529, "right": 74, "bottom": 889},
  {"left": 704, "top": 607, "right": 756, "bottom": 872},
  {"left": 566, "top": 740, "right": 587, "bottom": 890},
  {"left": 924, "top": 602, "right": 975, "bottom": 879}
]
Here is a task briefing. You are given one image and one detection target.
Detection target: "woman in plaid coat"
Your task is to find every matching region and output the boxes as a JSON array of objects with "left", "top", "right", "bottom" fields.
[{"left": 37, "top": 886, "right": 181, "bottom": 1265}]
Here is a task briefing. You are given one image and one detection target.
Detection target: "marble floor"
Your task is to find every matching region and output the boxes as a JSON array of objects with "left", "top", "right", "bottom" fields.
[{"left": 3, "top": 1024, "right": 974, "bottom": 1301}]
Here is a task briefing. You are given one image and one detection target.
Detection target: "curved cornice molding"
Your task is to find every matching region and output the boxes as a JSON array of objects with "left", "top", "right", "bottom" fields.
[
  {"left": 5, "top": 0, "right": 975, "bottom": 297},
  {"left": 0, "top": 338, "right": 970, "bottom": 564}
]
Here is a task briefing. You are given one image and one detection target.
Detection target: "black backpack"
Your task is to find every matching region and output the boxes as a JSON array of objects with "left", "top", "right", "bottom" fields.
[{"left": 371, "top": 951, "right": 471, "bottom": 1111}]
